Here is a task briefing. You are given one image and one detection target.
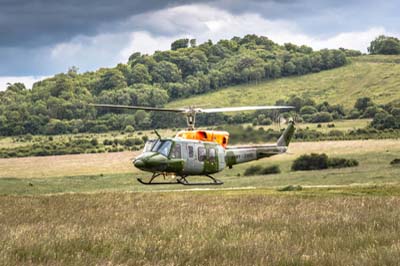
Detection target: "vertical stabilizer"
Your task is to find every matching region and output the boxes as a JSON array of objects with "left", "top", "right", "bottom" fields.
[{"left": 277, "top": 121, "right": 295, "bottom": 146}]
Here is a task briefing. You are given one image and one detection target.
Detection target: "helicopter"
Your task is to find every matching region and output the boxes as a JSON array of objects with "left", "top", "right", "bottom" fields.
[{"left": 93, "top": 104, "right": 295, "bottom": 185}]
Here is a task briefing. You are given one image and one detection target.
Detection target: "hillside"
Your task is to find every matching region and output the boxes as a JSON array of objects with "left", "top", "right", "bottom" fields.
[
  {"left": 0, "top": 34, "right": 350, "bottom": 136},
  {"left": 167, "top": 55, "right": 400, "bottom": 110}
]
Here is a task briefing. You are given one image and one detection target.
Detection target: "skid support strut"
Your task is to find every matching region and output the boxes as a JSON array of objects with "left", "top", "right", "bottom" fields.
[{"left": 137, "top": 173, "right": 223, "bottom": 186}]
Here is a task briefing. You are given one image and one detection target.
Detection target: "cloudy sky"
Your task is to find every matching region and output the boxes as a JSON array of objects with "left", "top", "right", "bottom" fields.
[{"left": 1, "top": 0, "right": 399, "bottom": 90}]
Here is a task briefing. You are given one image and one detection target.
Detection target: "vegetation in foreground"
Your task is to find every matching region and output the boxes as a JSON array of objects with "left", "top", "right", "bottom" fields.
[{"left": 1, "top": 190, "right": 400, "bottom": 265}]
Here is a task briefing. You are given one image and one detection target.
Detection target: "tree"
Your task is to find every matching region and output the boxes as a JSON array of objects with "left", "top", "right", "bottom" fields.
[
  {"left": 354, "top": 97, "right": 374, "bottom": 112},
  {"left": 130, "top": 64, "right": 151, "bottom": 84},
  {"left": 368, "top": 35, "right": 400, "bottom": 55},
  {"left": 190, "top": 39, "right": 197, "bottom": 48},
  {"left": 6, "top": 82, "right": 26, "bottom": 92},
  {"left": 151, "top": 61, "right": 181, "bottom": 83},
  {"left": 171, "top": 38, "right": 189, "bottom": 50},
  {"left": 95, "top": 69, "right": 127, "bottom": 94}
]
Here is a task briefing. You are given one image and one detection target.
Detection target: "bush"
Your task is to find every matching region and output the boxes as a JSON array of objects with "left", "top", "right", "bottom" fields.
[
  {"left": 328, "top": 158, "right": 359, "bottom": 168},
  {"left": 311, "top": 112, "right": 333, "bottom": 123},
  {"left": 244, "top": 165, "right": 262, "bottom": 176},
  {"left": 291, "top": 153, "right": 329, "bottom": 171},
  {"left": 244, "top": 165, "right": 281, "bottom": 176},
  {"left": 125, "top": 125, "right": 135, "bottom": 133},
  {"left": 259, "top": 165, "right": 281, "bottom": 175},
  {"left": 328, "top": 130, "right": 344, "bottom": 137},
  {"left": 90, "top": 138, "right": 98, "bottom": 146},
  {"left": 300, "top": 105, "right": 318, "bottom": 115},
  {"left": 277, "top": 185, "right": 302, "bottom": 192},
  {"left": 390, "top": 158, "right": 400, "bottom": 165},
  {"left": 292, "top": 153, "right": 359, "bottom": 171},
  {"left": 347, "top": 109, "right": 361, "bottom": 119}
]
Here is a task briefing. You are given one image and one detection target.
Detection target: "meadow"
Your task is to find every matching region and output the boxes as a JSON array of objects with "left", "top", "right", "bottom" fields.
[
  {"left": 1, "top": 137, "right": 400, "bottom": 265},
  {"left": 167, "top": 55, "right": 400, "bottom": 109},
  {"left": 1, "top": 188, "right": 400, "bottom": 265},
  {"left": 1, "top": 81, "right": 399, "bottom": 265},
  {"left": 1, "top": 139, "right": 399, "bottom": 194}
]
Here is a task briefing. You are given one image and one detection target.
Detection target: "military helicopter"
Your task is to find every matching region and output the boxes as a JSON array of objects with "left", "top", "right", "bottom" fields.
[{"left": 93, "top": 104, "right": 295, "bottom": 185}]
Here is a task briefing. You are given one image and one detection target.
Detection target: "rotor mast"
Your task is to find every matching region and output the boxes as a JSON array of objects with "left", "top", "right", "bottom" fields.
[{"left": 185, "top": 106, "right": 197, "bottom": 130}]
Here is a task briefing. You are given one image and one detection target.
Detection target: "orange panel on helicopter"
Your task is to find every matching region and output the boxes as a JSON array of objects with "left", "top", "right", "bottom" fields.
[{"left": 175, "top": 130, "right": 230, "bottom": 148}]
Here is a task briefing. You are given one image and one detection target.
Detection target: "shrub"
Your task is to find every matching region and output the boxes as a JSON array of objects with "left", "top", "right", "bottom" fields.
[
  {"left": 300, "top": 105, "right": 318, "bottom": 115},
  {"left": 311, "top": 112, "right": 333, "bottom": 123},
  {"left": 347, "top": 109, "right": 361, "bottom": 119},
  {"left": 362, "top": 106, "right": 381, "bottom": 118},
  {"left": 259, "top": 165, "right": 281, "bottom": 175},
  {"left": 125, "top": 125, "right": 135, "bottom": 133},
  {"left": 244, "top": 165, "right": 263, "bottom": 176},
  {"left": 328, "top": 158, "right": 359, "bottom": 168},
  {"left": 244, "top": 165, "right": 281, "bottom": 176},
  {"left": 328, "top": 130, "right": 344, "bottom": 137},
  {"left": 291, "top": 153, "right": 329, "bottom": 171},
  {"left": 103, "top": 139, "right": 113, "bottom": 145},
  {"left": 390, "top": 158, "right": 400, "bottom": 165},
  {"left": 90, "top": 138, "right": 98, "bottom": 146},
  {"left": 277, "top": 185, "right": 302, "bottom": 192},
  {"left": 292, "top": 153, "right": 359, "bottom": 171}
]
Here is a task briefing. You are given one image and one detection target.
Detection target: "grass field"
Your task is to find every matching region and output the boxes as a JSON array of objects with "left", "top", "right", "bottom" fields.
[
  {"left": 1, "top": 136, "right": 400, "bottom": 264},
  {"left": 1, "top": 189, "right": 400, "bottom": 265},
  {"left": 167, "top": 55, "right": 400, "bottom": 109},
  {"left": 1, "top": 139, "right": 399, "bottom": 194}
]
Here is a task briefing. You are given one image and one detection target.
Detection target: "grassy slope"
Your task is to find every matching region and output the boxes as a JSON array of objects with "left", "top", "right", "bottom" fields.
[{"left": 167, "top": 55, "right": 400, "bottom": 109}]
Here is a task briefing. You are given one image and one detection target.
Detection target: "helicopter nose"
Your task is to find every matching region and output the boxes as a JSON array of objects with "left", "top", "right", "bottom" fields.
[{"left": 133, "top": 159, "right": 145, "bottom": 169}]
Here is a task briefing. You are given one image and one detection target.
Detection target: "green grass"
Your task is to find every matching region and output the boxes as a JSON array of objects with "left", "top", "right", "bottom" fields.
[
  {"left": 1, "top": 139, "right": 399, "bottom": 195},
  {"left": 167, "top": 55, "right": 400, "bottom": 109},
  {"left": 1, "top": 138, "right": 400, "bottom": 265}
]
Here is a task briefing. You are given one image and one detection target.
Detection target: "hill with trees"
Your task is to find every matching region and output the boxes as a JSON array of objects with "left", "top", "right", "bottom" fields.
[{"left": 0, "top": 34, "right": 349, "bottom": 136}]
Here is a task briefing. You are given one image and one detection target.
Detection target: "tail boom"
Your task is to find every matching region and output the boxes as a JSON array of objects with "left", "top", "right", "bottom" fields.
[{"left": 225, "top": 121, "right": 295, "bottom": 167}]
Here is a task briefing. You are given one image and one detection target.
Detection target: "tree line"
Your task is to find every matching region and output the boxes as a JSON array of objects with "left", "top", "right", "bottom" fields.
[{"left": 1, "top": 34, "right": 350, "bottom": 136}]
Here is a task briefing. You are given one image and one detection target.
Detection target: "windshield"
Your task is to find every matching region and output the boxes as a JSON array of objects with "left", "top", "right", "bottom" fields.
[
  {"left": 151, "top": 140, "right": 173, "bottom": 157},
  {"left": 143, "top": 140, "right": 157, "bottom": 152}
]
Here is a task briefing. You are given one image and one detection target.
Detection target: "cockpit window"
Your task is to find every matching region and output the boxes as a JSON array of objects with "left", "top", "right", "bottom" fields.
[
  {"left": 152, "top": 140, "right": 172, "bottom": 157},
  {"left": 143, "top": 140, "right": 156, "bottom": 152}
]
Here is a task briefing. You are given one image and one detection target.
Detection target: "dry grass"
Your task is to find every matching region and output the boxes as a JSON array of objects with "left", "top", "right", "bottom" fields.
[
  {"left": 0, "top": 151, "right": 140, "bottom": 179},
  {"left": 1, "top": 191, "right": 400, "bottom": 265}
]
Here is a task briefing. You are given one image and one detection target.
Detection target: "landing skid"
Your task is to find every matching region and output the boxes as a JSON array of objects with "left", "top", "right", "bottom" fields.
[
  {"left": 177, "top": 175, "right": 223, "bottom": 186},
  {"left": 137, "top": 173, "right": 223, "bottom": 186}
]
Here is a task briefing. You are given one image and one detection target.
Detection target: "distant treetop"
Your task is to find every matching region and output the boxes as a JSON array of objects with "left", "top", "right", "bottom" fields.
[{"left": 368, "top": 35, "right": 400, "bottom": 55}]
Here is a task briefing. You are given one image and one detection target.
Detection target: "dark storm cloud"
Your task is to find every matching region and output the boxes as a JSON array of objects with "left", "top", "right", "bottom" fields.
[
  {"left": 0, "top": 0, "right": 295, "bottom": 48},
  {"left": 0, "top": 0, "right": 215, "bottom": 47},
  {"left": 1, "top": 0, "right": 399, "bottom": 78}
]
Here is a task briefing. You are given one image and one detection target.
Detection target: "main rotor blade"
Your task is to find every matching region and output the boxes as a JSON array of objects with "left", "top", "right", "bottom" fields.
[
  {"left": 199, "top": 106, "right": 294, "bottom": 113},
  {"left": 90, "top": 104, "right": 185, "bottom": 113}
]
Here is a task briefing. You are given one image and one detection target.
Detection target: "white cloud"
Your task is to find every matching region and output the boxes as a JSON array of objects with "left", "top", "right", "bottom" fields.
[
  {"left": 123, "top": 4, "right": 396, "bottom": 53},
  {"left": 0, "top": 76, "right": 49, "bottom": 91}
]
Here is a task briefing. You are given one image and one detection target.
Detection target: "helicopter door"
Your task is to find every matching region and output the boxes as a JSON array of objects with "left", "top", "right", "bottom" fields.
[{"left": 185, "top": 144, "right": 203, "bottom": 174}]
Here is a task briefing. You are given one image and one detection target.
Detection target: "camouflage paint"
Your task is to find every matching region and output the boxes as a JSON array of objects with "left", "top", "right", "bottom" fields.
[{"left": 133, "top": 121, "right": 295, "bottom": 176}]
